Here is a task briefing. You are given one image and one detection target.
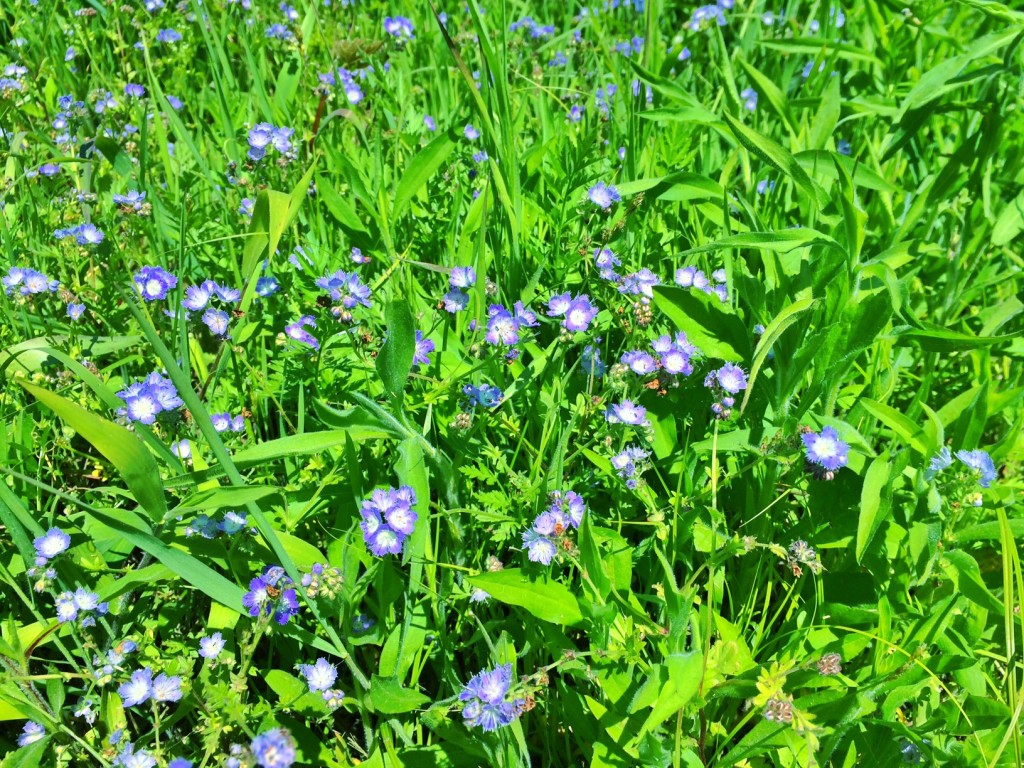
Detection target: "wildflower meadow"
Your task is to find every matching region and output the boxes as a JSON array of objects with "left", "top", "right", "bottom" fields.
[{"left": 1, "top": 0, "right": 1023, "bottom": 766}]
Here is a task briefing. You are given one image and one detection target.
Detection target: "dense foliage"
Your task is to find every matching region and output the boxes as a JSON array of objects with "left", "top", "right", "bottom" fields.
[{"left": 1, "top": 0, "right": 1022, "bottom": 766}]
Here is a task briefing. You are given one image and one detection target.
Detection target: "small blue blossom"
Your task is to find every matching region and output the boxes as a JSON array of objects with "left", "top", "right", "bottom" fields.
[
  {"left": 134, "top": 266, "right": 178, "bottom": 301},
  {"left": 802, "top": 426, "right": 850, "bottom": 473},
  {"left": 360, "top": 486, "right": 418, "bottom": 557},
  {"left": 587, "top": 181, "right": 621, "bottom": 209},
  {"left": 955, "top": 449, "right": 997, "bottom": 488},
  {"left": 17, "top": 722, "right": 45, "bottom": 747},
  {"left": 250, "top": 728, "right": 297, "bottom": 768},
  {"left": 459, "top": 664, "right": 524, "bottom": 731}
]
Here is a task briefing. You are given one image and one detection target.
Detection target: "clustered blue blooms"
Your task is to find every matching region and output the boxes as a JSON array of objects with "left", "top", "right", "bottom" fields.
[
  {"left": 383, "top": 16, "right": 415, "bottom": 41},
  {"left": 444, "top": 266, "right": 476, "bottom": 312},
  {"left": 587, "top": 181, "right": 621, "bottom": 209},
  {"left": 249, "top": 727, "right": 297, "bottom": 768},
  {"left": 134, "top": 265, "right": 178, "bottom": 301},
  {"left": 297, "top": 657, "right": 345, "bottom": 709},
  {"left": 247, "top": 122, "right": 295, "bottom": 163},
  {"left": 621, "top": 332, "right": 700, "bottom": 378},
  {"left": 675, "top": 265, "right": 730, "bottom": 303},
  {"left": 703, "top": 362, "right": 748, "bottom": 418},
  {"left": 54, "top": 587, "right": 108, "bottom": 626},
  {"left": 242, "top": 566, "right": 301, "bottom": 625},
  {"left": 485, "top": 301, "right": 538, "bottom": 352},
  {"left": 463, "top": 383, "right": 504, "bottom": 409},
  {"left": 211, "top": 411, "right": 246, "bottom": 433},
  {"left": 548, "top": 292, "right": 599, "bottom": 332},
  {"left": 93, "top": 640, "right": 138, "bottom": 686},
  {"left": 801, "top": 426, "right": 850, "bottom": 478},
  {"left": 611, "top": 445, "right": 650, "bottom": 488},
  {"left": 459, "top": 663, "right": 525, "bottom": 732},
  {"left": 117, "top": 666, "right": 183, "bottom": 708},
  {"left": 54, "top": 222, "right": 105, "bottom": 246},
  {"left": 3, "top": 267, "right": 59, "bottom": 296},
  {"left": 360, "top": 486, "right": 418, "bottom": 557},
  {"left": 117, "top": 371, "right": 183, "bottom": 425},
  {"left": 315, "top": 269, "right": 372, "bottom": 316},
  {"left": 284, "top": 315, "right": 319, "bottom": 349},
  {"left": 522, "top": 491, "right": 587, "bottom": 565},
  {"left": 606, "top": 399, "right": 648, "bottom": 426},
  {"left": 927, "top": 446, "right": 998, "bottom": 489},
  {"left": 181, "top": 278, "right": 241, "bottom": 337}
]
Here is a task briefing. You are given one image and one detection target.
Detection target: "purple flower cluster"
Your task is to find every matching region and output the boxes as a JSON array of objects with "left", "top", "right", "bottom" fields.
[
  {"left": 413, "top": 330, "right": 435, "bottom": 367},
  {"left": 928, "top": 446, "right": 997, "bottom": 488},
  {"left": 2, "top": 266, "right": 59, "bottom": 296},
  {"left": 485, "top": 302, "right": 537, "bottom": 347},
  {"left": 117, "top": 372, "right": 183, "bottom": 425},
  {"left": 704, "top": 362, "right": 747, "bottom": 418},
  {"left": 459, "top": 663, "right": 525, "bottom": 731},
  {"left": 285, "top": 316, "right": 319, "bottom": 349},
  {"left": 211, "top": 412, "right": 246, "bottom": 433},
  {"left": 606, "top": 399, "right": 648, "bottom": 426},
  {"left": 587, "top": 181, "right": 621, "bottom": 209},
  {"left": 113, "top": 190, "right": 147, "bottom": 212},
  {"left": 509, "top": 16, "right": 555, "bottom": 38},
  {"left": 54, "top": 223, "right": 105, "bottom": 246},
  {"left": 801, "top": 426, "right": 850, "bottom": 476},
  {"left": 250, "top": 728, "right": 297, "bottom": 768},
  {"left": 242, "top": 566, "right": 300, "bottom": 625},
  {"left": 384, "top": 16, "right": 415, "bottom": 40},
  {"left": 522, "top": 491, "right": 586, "bottom": 565},
  {"left": 443, "top": 266, "right": 476, "bottom": 312},
  {"left": 33, "top": 528, "right": 71, "bottom": 568},
  {"left": 315, "top": 270, "right": 372, "bottom": 309},
  {"left": 54, "top": 587, "right": 108, "bottom": 625},
  {"left": 619, "top": 268, "right": 659, "bottom": 299},
  {"left": 611, "top": 445, "right": 650, "bottom": 489},
  {"left": 134, "top": 265, "right": 179, "bottom": 301},
  {"left": 117, "top": 667, "right": 183, "bottom": 708},
  {"left": 674, "top": 266, "right": 729, "bottom": 303},
  {"left": 548, "top": 292, "right": 599, "bottom": 332},
  {"left": 247, "top": 122, "right": 295, "bottom": 163},
  {"left": 297, "top": 658, "right": 344, "bottom": 709},
  {"left": 621, "top": 333, "right": 699, "bottom": 377},
  {"left": 360, "top": 486, "right": 418, "bottom": 557},
  {"left": 593, "top": 248, "right": 621, "bottom": 282},
  {"left": 320, "top": 67, "right": 366, "bottom": 104},
  {"left": 463, "top": 383, "right": 504, "bottom": 408},
  {"left": 688, "top": 1, "right": 729, "bottom": 30}
]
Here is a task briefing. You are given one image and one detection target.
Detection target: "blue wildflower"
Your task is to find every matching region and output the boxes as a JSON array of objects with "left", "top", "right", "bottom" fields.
[
  {"left": 802, "top": 426, "right": 850, "bottom": 473},
  {"left": 956, "top": 449, "right": 997, "bottom": 488}
]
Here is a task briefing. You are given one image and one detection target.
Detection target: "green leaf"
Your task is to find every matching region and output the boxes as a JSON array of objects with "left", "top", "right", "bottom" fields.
[
  {"left": 18, "top": 381, "right": 167, "bottom": 520},
  {"left": 232, "top": 429, "right": 387, "bottom": 467},
  {"left": 318, "top": 177, "right": 369, "bottom": 233},
  {"left": 578, "top": 512, "right": 611, "bottom": 600},
  {"left": 241, "top": 162, "right": 315, "bottom": 283},
  {"left": 369, "top": 675, "right": 431, "bottom": 714},
  {"left": 376, "top": 299, "right": 416, "bottom": 399},
  {"left": 393, "top": 131, "right": 457, "bottom": 221},
  {"left": 651, "top": 286, "right": 750, "bottom": 361},
  {"left": 722, "top": 113, "right": 827, "bottom": 209},
  {"left": 638, "top": 653, "right": 703, "bottom": 736},
  {"left": 856, "top": 454, "right": 894, "bottom": 563},
  {"left": 470, "top": 569, "right": 583, "bottom": 625},
  {"left": 858, "top": 398, "right": 931, "bottom": 455},
  {"left": 1, "top": 739, "right": 49, "bottom": 768},
  {"left": 676, "top": 229, "right": 844, "bottom": 257},
  {"left": 740, "top": 297, "right": 815, "bottom": 412},
  {"left": 93, "top": 137, "right": 133, "bottom": 177},
  {"left": 894, "top": 325, "right": 1017, "bottom": 353}
]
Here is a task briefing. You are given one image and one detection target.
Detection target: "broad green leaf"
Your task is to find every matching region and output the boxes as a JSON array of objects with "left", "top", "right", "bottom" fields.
[
  {"left": 893, "top": 326, "right": 1016, "bottom": 353},
  {"left": 856, "top": 454, "right": 893, "bottom": 563},
  {"left": 18, "top": 381, "right": 167, "bottom": 520},
  {"left": 722, "top": 113, "right": 828, "bottom": 209},
  {"left": 858, "top": 398, "right": 931, "bottom": 455},
  {"left": 740, "top": 297, "right": 815, "bottom": 412},
  {"left": 369, "top": 675, "right": 431, "bottom": 714},
  {"left": 578, "top": 512, "right": 611, "bottom": 600},
  {"left": 471, "top": 569, "right": 583, "bottom": 625},
  {"left": 232, "top": 429, "right": 387, "bottom": 467},
  {"left": 651, "top": 286, "right": 750, "bottom": 361},
  {"left": 318, "top": 176, "right": 369, "bottom": 233},
  {"left": 376, "top": 299, "right": 416, "bottom": 399},
  {"left": 393, "top": 131, "right": 457, "bottom": 221},
  {"left": 1, "top": 739, "right": 49, "bottom": 768}
]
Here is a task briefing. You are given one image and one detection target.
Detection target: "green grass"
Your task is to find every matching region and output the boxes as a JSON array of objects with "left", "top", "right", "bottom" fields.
[{"left": 0, "top": 0, "right": 1022, "bottom": 766}]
